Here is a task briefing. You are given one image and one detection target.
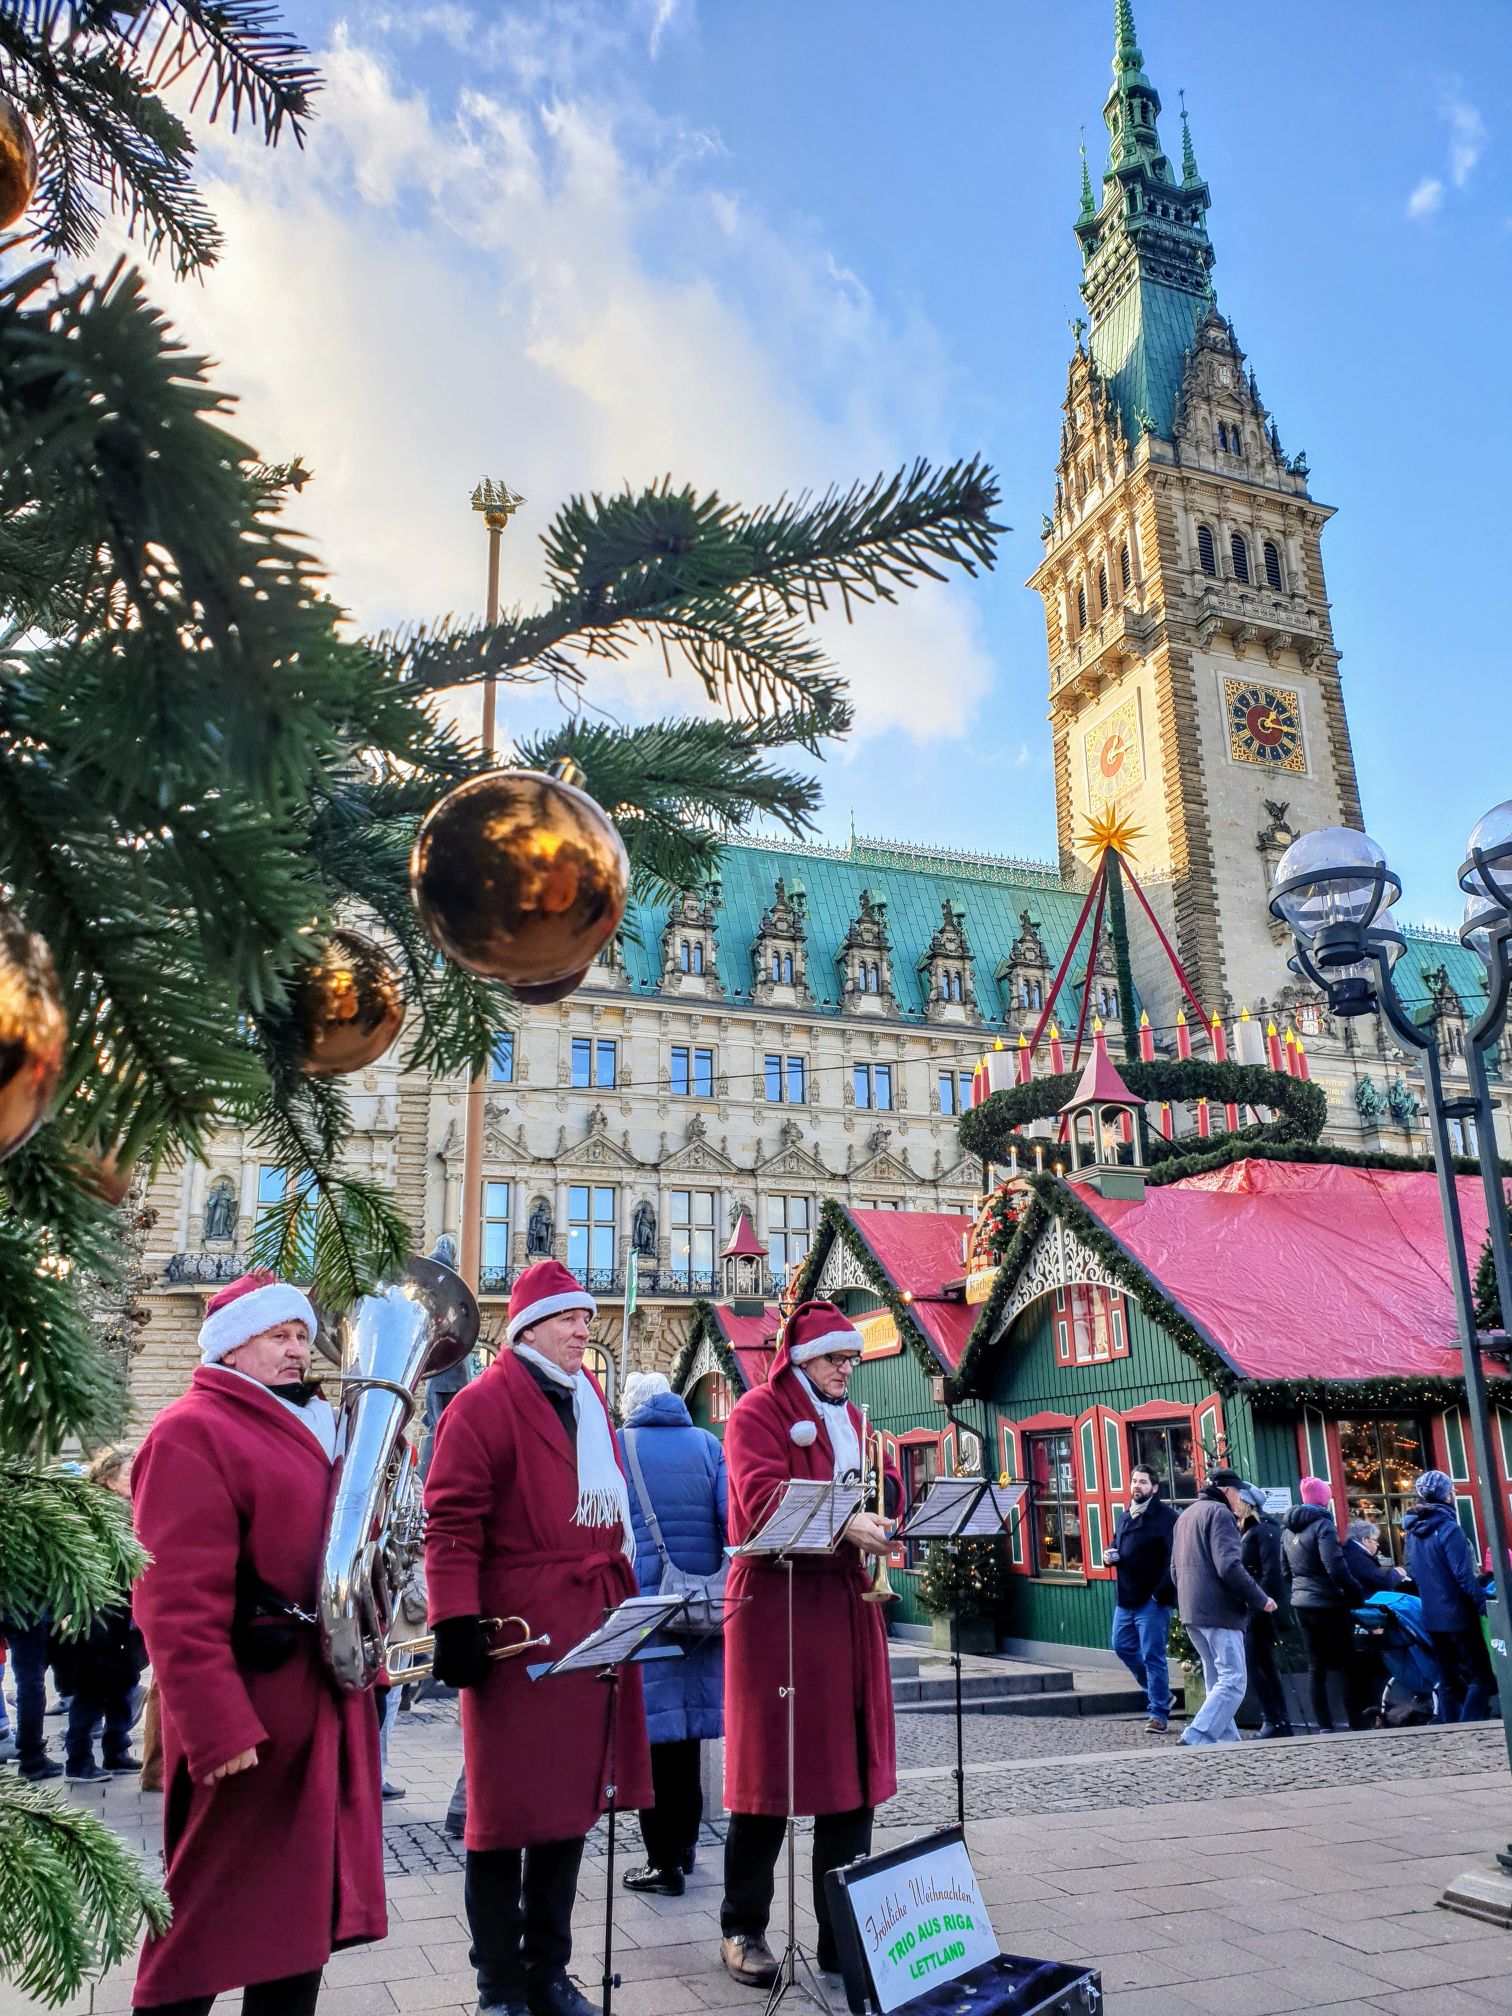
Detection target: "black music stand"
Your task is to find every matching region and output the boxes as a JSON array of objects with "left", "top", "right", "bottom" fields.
[
  {"left": 898, "top": 1477, "right": 1028, "bottom": 1831},
  {"left": 530, "top": 1593, "right": 690, "bottom": 2016},
  {"left": 734, "top": 1477, "right": 865, "bottom": 2015}
]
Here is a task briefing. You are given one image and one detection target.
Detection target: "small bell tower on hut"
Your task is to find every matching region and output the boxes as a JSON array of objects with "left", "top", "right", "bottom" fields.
[
  {"left": 721, "top": 1210, "right": 768, "bottom": 1317},
  {"left": 1058, "top": 1023, "right": 1146, "bottom": 1200}
]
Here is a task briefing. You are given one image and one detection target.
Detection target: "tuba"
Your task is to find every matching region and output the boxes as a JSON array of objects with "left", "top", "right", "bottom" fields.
[{"left": 317, "top": 1254, "right": 479, "bottom": 1693}]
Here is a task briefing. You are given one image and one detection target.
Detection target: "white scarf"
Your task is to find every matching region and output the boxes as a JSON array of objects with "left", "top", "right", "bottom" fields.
[
  {"left": 796, "top": 1369, "right": 862, "bottom": 1484},
  {"left": 514, "top": 1343, "right": 632, "bottom": 1548},
  {"left": 221, "top": 1365, "right": 337, "bottom": 1460}
]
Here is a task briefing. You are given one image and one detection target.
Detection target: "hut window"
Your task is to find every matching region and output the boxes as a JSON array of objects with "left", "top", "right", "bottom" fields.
[
  {"left": 1127, "top": 1420, "right": 1198, "bottom": 1507},
  {"left": 1336, "top": 1418, "right": 1430, "bottom": 1564},
  {"left": 1026, "top": 1430, "right": 1083, "bottom": 1574}
]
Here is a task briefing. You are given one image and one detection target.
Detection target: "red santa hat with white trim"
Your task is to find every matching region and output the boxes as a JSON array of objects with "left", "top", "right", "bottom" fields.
[
  {"left": 199, "top": 1270, "right": 318, "bottom": 1364},
  {"left": 506, "top": 1258, "right": 597, "bottom": 1345},
  {"left": 771, "top": 1298, "right": 864, "bottom": 1379}
]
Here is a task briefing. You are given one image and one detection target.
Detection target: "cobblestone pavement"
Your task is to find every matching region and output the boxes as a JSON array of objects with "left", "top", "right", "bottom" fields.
[{"left": 10, "top": 1701, "right": 1512, "bottom": 2013}]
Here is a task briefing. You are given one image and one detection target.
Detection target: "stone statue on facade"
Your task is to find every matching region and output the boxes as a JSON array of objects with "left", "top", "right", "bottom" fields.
[
  {"left": 527, "top": 1198, "right": 554, "bottom": 1254},
  {"left": 203, "top": 1178, "right": 237, "bottom": 1243},
  {"left": 632, "top": 1200, "right": 657, "bottom": 1257}
]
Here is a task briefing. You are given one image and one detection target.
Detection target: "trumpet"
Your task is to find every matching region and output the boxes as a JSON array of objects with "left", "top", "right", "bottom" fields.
[
  {"left": 859, "top": 1405, "right": 897, "bottom": 1606},
  {"left": 386, "top": 1614, "right": 551, "bottom": 1685}
]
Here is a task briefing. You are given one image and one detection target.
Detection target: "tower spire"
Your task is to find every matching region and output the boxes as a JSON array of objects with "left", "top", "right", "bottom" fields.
[
  {"left": 1078, "top": 127, "right": 1095, "bottom": 223},
  {"left": 1113, "top": 0, "right": 1143, "bottom": 75},
  {"left": 1179, "top": 89, "right": 1200, "bottom": 187}
]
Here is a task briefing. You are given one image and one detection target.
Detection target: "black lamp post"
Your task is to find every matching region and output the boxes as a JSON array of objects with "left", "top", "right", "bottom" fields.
[{"left": 1271, "top": 811, "right": 1512, "bottom": 1909}]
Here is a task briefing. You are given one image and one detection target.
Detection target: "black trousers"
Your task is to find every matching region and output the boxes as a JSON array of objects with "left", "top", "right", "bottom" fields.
[
  {"left": 66, "top": 1679, "right": 136, "bottom": 1769},
  {"left": 1431, "top": 1625, "right": 1497, "bottom": 1722},
  {"left": 1295, "top": 1608, "right": 1361, "bottom": 1730},
  {"left": 722, "top": 1807, "right": 873, "bottom": 1972},
  {"left": 137, "top": 1970, "right": 321, "bottom": 2015},
  {"left": 465, "top": 1836, "right": 585, "bottom": 2003},
  {"left": 1244, "top": 1612, "right": 1290, "bottom": 1731},
  {"left": 638, "top": 1737, "right": 702, "bottom": 1873},
  {"left": 1, "top": 1616, "right": 50, "bottom": 1768}
]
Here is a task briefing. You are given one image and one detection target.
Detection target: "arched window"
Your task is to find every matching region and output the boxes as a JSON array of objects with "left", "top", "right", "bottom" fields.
[
  {"left": 1232, "top": 431, "right": 1244, "bottom": 458},
  {"left": 679, "top": 940, "right": 690, "bottom": 972},
  {"left": 1231, "top": 533, "right": 1250, "bottom": 584},
  {"left": 1197, "top": 525, "right": 1217, "bottom": 575},
  {"left": 1076, "top": 580, "right": 1088, "bottom": 630},
  {"left": 772, "top": 952, "right": 781, "bottom": 981},
  {"left": 1263, "top": 540, "right": 1283, "bottom": 590},
  {"left": 782, "top": 953, "right": 793, "bottom": 984},
  {"left": 1217, "top": 421, "right": 1228, "bottom": 452},
  {"left": 691, "top": 941, "right": 704, "bottom": 974},
  {"left": 1097, "top": 564, "right": 1109, "bottom": 612},
  {"left": 1120, "top": 542, "right": 1132, "bottom": 591}
]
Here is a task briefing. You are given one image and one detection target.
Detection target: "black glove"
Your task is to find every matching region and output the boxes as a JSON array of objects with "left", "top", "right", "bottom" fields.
[{"left": 430, "top": 1614, "right": 492, "bottom": 1690}]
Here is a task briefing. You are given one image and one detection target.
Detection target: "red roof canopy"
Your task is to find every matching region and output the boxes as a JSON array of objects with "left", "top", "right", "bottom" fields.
[
  {"left": 1061, "top": 1026, "right": 1142, "bottom": 1115},
  {"left": 722, "top": 1209, "right": 768, "bottom": 1261},
  {"left": 712, "top": 1303, "right": 781, "bottom": 1387},
  {"left": 850, "top": 1208, "right": 974, "bottom": 1370},
  {"left": 1074, "top": 1159, "right": 1507, "bottom": 1384}
]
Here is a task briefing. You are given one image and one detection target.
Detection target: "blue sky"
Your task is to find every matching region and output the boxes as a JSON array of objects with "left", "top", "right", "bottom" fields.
[{"left": 165, "top": 1, "right": 1510, "bottom": 928}]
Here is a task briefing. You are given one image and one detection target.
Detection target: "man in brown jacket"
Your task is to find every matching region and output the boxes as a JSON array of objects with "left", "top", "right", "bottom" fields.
[{"left": 1170, "top": 1466, "right": 1277, "bottom": 1747}]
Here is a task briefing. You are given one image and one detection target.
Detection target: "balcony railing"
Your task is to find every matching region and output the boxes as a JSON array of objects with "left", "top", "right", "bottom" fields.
[{"left": 161, "top": 1252, "right": 249, "bottom": 1285}]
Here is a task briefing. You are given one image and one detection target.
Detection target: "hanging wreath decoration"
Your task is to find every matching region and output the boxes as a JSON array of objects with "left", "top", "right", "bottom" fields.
[{"left": 956, "top": 1057, "right": 1327, "bottom": 1169}]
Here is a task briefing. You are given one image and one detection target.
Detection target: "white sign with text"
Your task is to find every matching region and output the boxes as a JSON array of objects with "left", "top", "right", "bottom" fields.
[{"left": 842, "top": 1836, "right": 998, "bottom": 2012}]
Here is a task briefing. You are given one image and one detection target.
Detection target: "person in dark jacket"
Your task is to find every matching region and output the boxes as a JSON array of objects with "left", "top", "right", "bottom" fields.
[
  {"left": 617, "top": 1371, "right": 728, "bottom": 1896},
  {"left": 1170, "top": 1468, "right": 1276, "bottom": 1746},
  {"left": 1237, "top": 1487, "right": 1292, "bottom": 1738},
  {"left": 1282, "top": 1476, "right": 1363, "bottom": 1732},
  {"left": 1104, "top": 1465, "right": 1178, "bottom": 1733},
  {"left": 55, "top": 1447, "right": 146, "bottom": 1782},
  {"left": 1402, "top": 1470, "right": 1495, "bottom": 1722}
]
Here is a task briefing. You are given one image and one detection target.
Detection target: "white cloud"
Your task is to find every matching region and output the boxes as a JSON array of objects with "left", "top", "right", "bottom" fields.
[
  {"left": 1407, "top": 176, "right": 1445, "bottom": 219},
  {"left": 143, "top": 5, "right": 991, "bottom": 746},
  {"left": 1406, "top": 85, "right": 1488, "bottom": 219}
]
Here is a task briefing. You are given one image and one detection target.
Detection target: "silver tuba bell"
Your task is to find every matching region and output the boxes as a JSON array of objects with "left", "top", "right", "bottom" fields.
[{"left": 318, "top": 1254, "right": 479, "bottom": 1693}]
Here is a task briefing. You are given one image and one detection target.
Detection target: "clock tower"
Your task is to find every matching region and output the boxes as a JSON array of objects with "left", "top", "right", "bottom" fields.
[{"left": 1030, "top": 1, "right": 1362, "bottom": 1028}]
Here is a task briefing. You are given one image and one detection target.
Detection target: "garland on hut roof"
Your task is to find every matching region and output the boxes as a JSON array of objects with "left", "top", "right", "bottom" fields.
[
  {"left": 672, "top": 1301, "right": 747, "bottom": 1397},
  {"left": 792, "top": 1200, "right": 953, "bottom": 1382}
]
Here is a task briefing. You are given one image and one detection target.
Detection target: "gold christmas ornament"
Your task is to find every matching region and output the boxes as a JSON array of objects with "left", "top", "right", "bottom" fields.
[
  {"left": 0, "top": 94, "right": 39, "bottom": 232},
  {"left": 293, "top": 929, "right": 405, "bottom": 1076},
  {"left": 81, "top": 1147, "right": 134, "bottom": 1208},
  {"left": 410, "top": 768, "right": 629, "bottom": 993},
  {"left": 510, "top": 967, "right": 591, "bottom": 1007},
  {"left": 0, "top": 911, "right": 66, "bottom": 1161}
]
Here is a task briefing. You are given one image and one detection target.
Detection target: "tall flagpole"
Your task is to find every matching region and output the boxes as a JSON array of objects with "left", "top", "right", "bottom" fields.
[{"left": 457, "top": 479, "right": 524, "bottom": 1293}]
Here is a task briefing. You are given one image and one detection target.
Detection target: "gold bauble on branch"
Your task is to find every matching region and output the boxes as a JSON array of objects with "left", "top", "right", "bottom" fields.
[
  {"left": 0, "top": 94, "right": 39, "bottom": 232},
  {"left": 510, "top": 967, "right": 591, "bottom": 1006},
  {"left": 0, "top": 910, "right": 66, "bottom": 1161},
  {"left": 410, "top": 767, "right": 629, "bottom": 995},
  {"left": 292, "top": 929, "right": 406, "bottom": 1076}
]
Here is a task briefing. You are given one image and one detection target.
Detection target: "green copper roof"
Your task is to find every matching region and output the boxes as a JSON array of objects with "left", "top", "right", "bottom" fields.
[
  {"left": 1074, "top": 0, "right": 1213, "bottom": 442},
  {"left": 1395, "top": 928, "right": 1492, "bottom": 1030},
  {"left": 616, "top": 836, "right": 1100, "bottom": 1027}
]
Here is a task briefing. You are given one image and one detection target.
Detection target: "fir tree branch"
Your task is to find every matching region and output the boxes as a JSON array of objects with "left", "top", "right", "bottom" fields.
[{"left": 0, "top": 1463, "right": 145, "bottom": 1630}]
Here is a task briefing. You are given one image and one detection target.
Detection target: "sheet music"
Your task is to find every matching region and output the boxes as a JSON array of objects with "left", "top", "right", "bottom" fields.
[
  {"left": 734, "top": 1477, "right": 864, "bottom": 1557},
  {"left": 901, "top": 1476, "right": 1029, "bottom": 1541},
  {"left": 532, "top": 1593, "right": 689, "bottom": 1676}
]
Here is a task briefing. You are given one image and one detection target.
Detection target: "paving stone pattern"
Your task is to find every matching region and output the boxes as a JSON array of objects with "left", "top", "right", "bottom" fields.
[{"left": 8, "top": 1702, "right": 1512, "bottom": 2014}]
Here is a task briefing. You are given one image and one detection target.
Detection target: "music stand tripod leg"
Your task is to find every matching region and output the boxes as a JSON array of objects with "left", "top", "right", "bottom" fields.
[
  {"left": 763, "top": 1553, "right": 828, "bottom": 2016},
  {"left": 600, "top": 1664, "right": 621, "bottom": 2016}
]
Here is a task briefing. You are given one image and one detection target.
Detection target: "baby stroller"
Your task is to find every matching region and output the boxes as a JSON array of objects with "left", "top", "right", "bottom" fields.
[{"left": 1351, "top": 1590, "right": 1440, "bottom": 1726}]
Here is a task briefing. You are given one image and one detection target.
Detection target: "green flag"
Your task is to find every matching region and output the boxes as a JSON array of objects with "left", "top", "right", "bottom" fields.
[{"left": 624, "top": 1247, "right": 638, "bottom": 1318}]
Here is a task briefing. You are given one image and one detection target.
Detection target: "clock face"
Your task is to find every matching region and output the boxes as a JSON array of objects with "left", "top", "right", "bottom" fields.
[
  {"left": 1225, "top": 680, "right": 1305, "bottom": 772},
  {"left": 1083, "top": 696, "right": 1144, "bottom": 808}
]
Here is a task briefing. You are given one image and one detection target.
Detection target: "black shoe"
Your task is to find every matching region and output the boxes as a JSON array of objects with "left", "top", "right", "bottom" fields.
[
  {"left": 528, "top": 1976, "right": 598, "bottom": 2016},
  {"left": 104, "top": 1753, "right": 142, "bottom": 1774},
  {"left": 622, "top": 1863, "right": 684, "bottom": 1895},
  {"left": 65, "top": 1759, "right": 108, "bottom": 1783},
  {"left": 478, "top": 2002, "right": 530, "bottom": 2016},
  {"left": 19, "top": 1756, "right": 63, "bottom": 1781}
]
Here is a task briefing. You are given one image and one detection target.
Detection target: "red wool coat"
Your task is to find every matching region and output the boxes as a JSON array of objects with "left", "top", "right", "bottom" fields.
[
  {"left": 722, "top": 1364, "right": 897, "bottom": 1818},
  {"left": 130, "top": 1368, "right": 385, "bottom": 2007},
  {"left": 424, "top": 1351, "right": 652, "bottom": 1850}
]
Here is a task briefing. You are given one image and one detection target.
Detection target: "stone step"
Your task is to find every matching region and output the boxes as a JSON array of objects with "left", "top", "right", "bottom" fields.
[
  {"left": 894, "top": 1683, "right": 1152, "bottom": 1719},
  {"left": 891, "top": 1669, "right": 1074, "bottom": 1704}
]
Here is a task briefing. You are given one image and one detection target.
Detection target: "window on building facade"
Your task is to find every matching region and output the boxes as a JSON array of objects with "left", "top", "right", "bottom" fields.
[
  {"left": 1337, "top": 1417, "right": 1429, "bottom": 1563},
  {"left": 1097, "top": 563, "right": 1109, "bottom": 612},
  {"left": 256, "top": 1163, "right": 314, "bottom": 1271},
  {"left": 1120, "top": 542, "right": 1132, "bottom": 591},
  {"left": 582, "top": 1342, "right": 614, "bottom": 1406},
  {"left": 1053, "top": 1284, "right": 1129, "bottom": 1365},
  {"left": 1197, "top": 525, "right": 1217, "bottom": 575},
  {"left": 853, "top": 1062, "right": 893, "bottom": 1110},
  {"left": 1020, "top": 978, "right": 1044, "bottom": 1011},
  {"left": 669, "top": 1189, "right": 716, "bottom": 1286},
  {"left": 765, "top": 1054, "right": 807, "bottom": 1103},
  {"left": 670, "top": 1045, "right": 714, "bottom": 1098},
  {"left": 567, "top": 1184, "right": 616, "bottom": 1283},
  {"left": 1076, "top": 581, "right": 1088, "bottom": 631},
  {"left": 1231, "top": 532, "right": 1250, "bottom": 584},
  {"left": 770, "top": 950, "right": 795, "bottom": 983},
  {"left": 1127, "top": 1420, "right": 1198, "bottom": 1506},
  {"left": 768, "top": 1193, "right": 811, "bottom": 1278},
  {"left": 678, "top": 940, "right": 706, "bottom": 974},
  {"left": 1263, "top": 540, "right": 1283, "bottom": 590},
  {"left": 490, "top": 1031, "right": 514, "bottom": 1083},
  {"left": 1217, "top": 421, "right": 1228, "bottom": 451},
  {"left": 939, "top": 1069, "right": 974, "bottom": 1116},
  {"left": 482, "top": 1181, "right": 511, "bottom": 1286},
  {"left": 1027, "top": 1430, "right": 1082, "bottom": 1574},
  {"left": 571, "top": 1037, "right": 617, "bottom": 1089}
]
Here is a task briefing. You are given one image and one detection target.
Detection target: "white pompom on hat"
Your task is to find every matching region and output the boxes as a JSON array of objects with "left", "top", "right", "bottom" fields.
[
  {"left": 506, "top": 1258, "right": 597, "bottom": 1345},
  {"left": 199, "top": 1270, "right": 317, "bottom": 1364}
]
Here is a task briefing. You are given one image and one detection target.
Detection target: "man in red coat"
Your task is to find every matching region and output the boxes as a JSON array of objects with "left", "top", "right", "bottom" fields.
[
  {"left": 130, "top": 1271, "right": 386, "bottom": 2015},
  {"left": 719, "top": 1299, "right": 897, "bottom": 1988},
  {"left": 425, "top": 1258, "right": 651, "bottom": 2016}
]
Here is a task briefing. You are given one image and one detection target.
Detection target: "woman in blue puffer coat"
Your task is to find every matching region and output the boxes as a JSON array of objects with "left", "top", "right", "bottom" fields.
[{"left": 617, "top": 1371, "right": 728, "bottom": 1895}]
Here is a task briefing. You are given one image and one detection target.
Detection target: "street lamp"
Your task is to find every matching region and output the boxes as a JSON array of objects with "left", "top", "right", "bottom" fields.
[{"left": 1272, "top": 815, "right": 1512, "bottom": 1911}]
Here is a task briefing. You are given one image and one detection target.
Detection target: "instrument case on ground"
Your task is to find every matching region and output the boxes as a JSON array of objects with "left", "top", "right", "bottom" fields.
[{"left": 824, "top": 1825, "right": 1102, "bottom": 2016}]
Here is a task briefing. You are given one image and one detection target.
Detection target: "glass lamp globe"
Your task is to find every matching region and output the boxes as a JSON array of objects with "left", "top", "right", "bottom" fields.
[
  {"left": 1270, "top": 827, "right": 1400, "bottom": 948},
  {"left": 1462, "top": 888, "right": 1503, "bottom": 971},
  {"left": 1327, "top": 906, "right": 1404, "bottom": 988},
  {"left": 1460, "top": 799, "right": 1512, "bottom": 916}
]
